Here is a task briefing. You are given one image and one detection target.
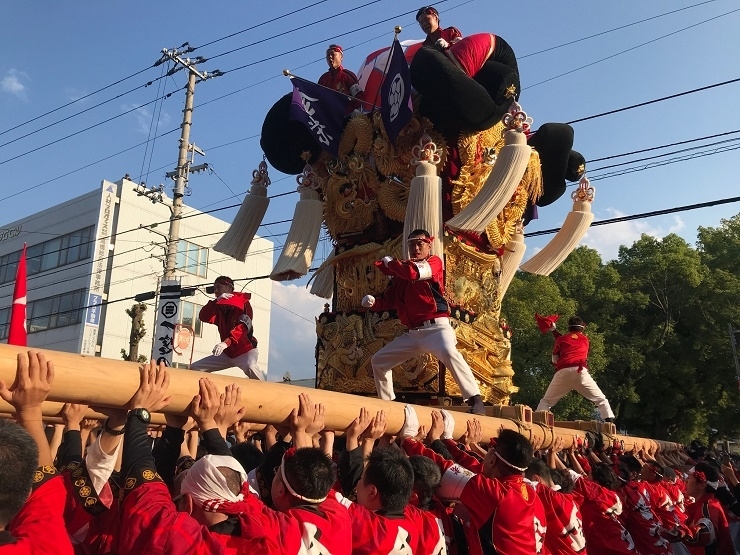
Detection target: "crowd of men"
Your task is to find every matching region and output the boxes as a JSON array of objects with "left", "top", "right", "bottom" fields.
[{"left": 1, "top": 350, "right": 740, "bottom": 554}]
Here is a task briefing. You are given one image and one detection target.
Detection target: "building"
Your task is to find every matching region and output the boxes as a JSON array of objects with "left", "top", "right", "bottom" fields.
[{"left": 0, "top": 177, "right": 274, "bottom": 378}]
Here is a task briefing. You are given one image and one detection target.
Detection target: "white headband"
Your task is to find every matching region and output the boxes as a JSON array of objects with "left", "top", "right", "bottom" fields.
[
  {"left": 494, "top": 450, "right": 528, "bottom": 473},
  {"left": 280, "top": 454, "right": 327, "bottom": 504}
]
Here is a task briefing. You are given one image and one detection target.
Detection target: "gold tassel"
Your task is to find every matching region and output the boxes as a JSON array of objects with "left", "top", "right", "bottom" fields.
[
  {"left": 519, "top": 178, "right": 595, "bottom": 276},
  {"left": 213, "top": 160, "right": 271, "bottom": 262},
  {"left": 308, "top": 250, "right": 335, "bottom": 299},
  {"left": 523, "top": 150, "right": 543, "bottom": 204},
  {"left": 270, "top": 166, "right": 324, "bottom": 282},
  {"left": 498, "top": 228, "right": 526, "bottom": 298},
  {"left": 403, "top": 134, "right": 444, "bottom": 261},
  {"left": 446, "top": 129, "right": 531, "bottom": 233}
]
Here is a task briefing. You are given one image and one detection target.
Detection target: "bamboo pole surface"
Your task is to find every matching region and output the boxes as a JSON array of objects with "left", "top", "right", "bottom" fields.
[
  {"left": 0, "top": 345, "right": 679, "bottom": 452},
  {"left": 0, "top": 399, "right": 168, "bottom": 425}
]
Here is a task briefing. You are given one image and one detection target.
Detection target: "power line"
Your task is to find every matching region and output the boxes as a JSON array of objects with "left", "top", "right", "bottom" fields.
[
  {"left": 0, "top": 86, "right": 182, "bottom": 166},
  {"left": 0, "top": 74, "right": 172, "bottom": 151},
  {"left": 525, "top": 7, "right": 740, "bottom": 90},
  {"left": 221, "top": 0, "right": 461, "bottom": 74},
  {"left": 589, "top": 136, "right": 740, "bottom": 172},
  {"left": 194, "top": 0, "right": 331, "bottom": 51},
  {"left": 567, "top": 77, "right": 740, "bottom": 125},
  {"left": 587, "top": 128, "right": 740, "bottom": 163},
  {"left": 524, "top": 196, "right": 740, "bottom": 238},
  {"left": 0, "top": 65, "right": 156, "bottom": 138},
  {"left": 518, "top": 0, "right": 721, "bottom": 59},
  {"left": 204, "top": 0, "right": 384, "bottom": 62},
  {"left": 0, "top": 127, "right": 180, "bottom": 203},
  {"left": 588, "top": 142, "right": 740, "bottom": 182}
]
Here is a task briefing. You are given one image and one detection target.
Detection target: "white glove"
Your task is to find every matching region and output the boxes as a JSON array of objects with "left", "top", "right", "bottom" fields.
[
  {"left": 400, "top": 405, "right": 420, "bottom": 439},
  {"left": 548, "top": 323, "right": 557, "bottom": 332},
  {"left": 239, "top": 314, "right": 253, "bottom": 333},
  {"left": 440, "top": 409, "right": 456, "bottom": 440},
  {"left": 362, "top": 294, "right": 375, "bottom": 308},
  {"left": 212, "top": 342, "right": 228, "bottom": 356},
  {"left": 349, "top": 83, "right": 362, "bottom": 97},
  {"left": 435, "top": 38, "right": 450, "bottom": 50},
  {"left": 217, "top": 293, "right": 234, "bottom": 300},
  {"left": 381, "top": 256, "right": 393, "bottom": 267}
]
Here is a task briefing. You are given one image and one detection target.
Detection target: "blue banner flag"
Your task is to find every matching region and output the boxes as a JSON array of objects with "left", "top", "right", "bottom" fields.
[
  {"left": 289, "top": 77, "right": 349, "bottom": 157},
  {"left": 380, "top": 38, "right": 412, "bottom": 144}
]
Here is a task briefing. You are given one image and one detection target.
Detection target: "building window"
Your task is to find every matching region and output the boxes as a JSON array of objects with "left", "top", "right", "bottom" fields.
[
  {"left": 176, "top": 239, "right": 208, "bottom": 277},
  {"left": 25, "top": 289, "right": 86, "bottom": 335},
  {"left": 0, "top": 307, "right": 8, "bottom": 341},
  {"left": 0, "top": 226, "right": 94, "bottom": 284},
  {"left": 180, "top": 300, "right": 202, "bottom": 336}
]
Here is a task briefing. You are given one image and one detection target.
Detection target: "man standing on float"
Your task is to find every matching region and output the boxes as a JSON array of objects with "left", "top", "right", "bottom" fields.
[
  {"left": 190, "top": 276, "right": 264, "bottom": 380},
  {"left": 417, "top": 6, "right": 462, "bottom": 49},
  {"left": 362, "top": 229, "right": 485, "bottom": 414},
  {"left": 535, "top": 315, "right": 615, "bottom": 422}
]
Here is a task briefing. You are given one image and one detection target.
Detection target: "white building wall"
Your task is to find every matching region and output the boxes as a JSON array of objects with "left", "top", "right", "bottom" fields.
[{"left": 0, "top": 177, "right": 274, "bottom": 379}]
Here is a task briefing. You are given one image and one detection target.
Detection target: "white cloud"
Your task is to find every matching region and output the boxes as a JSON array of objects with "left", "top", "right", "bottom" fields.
[
  {"left": 65, "top": 87, "right": 89, "bottom": 102},
  {"left": 1, "top": 69, "right": 29, "bottom": 100},
  {"left": 121, "top": 103, "right": 171, "bottom": 134},
  {"left": 268, "top": 282, "right": 328, "bottom": 381},
  {"left": 582, "top": 208, "right": 685, "bottom": 261}
]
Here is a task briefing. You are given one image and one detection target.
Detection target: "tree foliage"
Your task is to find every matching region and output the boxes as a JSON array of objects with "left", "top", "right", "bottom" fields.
[{"left": 503, "top": 215, "right": 740, "bottom": 444}]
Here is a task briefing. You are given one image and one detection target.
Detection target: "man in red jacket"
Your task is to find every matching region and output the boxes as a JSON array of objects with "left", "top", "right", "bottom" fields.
[
  {"left": 417, "top": 6, "right": 463, "bottom": 50},
  {"left": 362, "top": 229, "right": 485, "bottom": 414},
  {"left": 191, "top": 276, "right": 263, "bottom": 380},
  {"left": 535, "top": 316, "right": 615, "bottom": 422}
]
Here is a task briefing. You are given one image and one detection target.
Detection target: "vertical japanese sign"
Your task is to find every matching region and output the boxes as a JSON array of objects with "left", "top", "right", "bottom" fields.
[
  {"left": 80, "top": 182, "right": 117, "bottom": 355},
  {"left": 152, "top": 280, "right": 181, "bottom": 366}
]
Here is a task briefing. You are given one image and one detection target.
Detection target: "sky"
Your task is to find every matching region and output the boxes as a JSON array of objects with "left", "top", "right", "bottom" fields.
[{"left": 2, "top": 1, "right": 739, "bottom": 380}]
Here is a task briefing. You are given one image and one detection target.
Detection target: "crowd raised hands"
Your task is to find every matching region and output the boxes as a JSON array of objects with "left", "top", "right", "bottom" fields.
[{"left": 1, "top": 352, "right": 740, "bottom": 554}]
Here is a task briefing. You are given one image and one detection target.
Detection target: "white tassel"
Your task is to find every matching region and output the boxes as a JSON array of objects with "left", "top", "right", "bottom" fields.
[
  {"left": 519, "top": 178, "right": 595, "bottom": 276},
  {"left": 446, "top": 129, "right": 531, "bottom": 233},
  {"left": 403, "top": 134, "right": 444, "bottom": 262},
  {"left": 271, "top": 168, "right": 324, "bottom": 281},
  {"left": 213, "top": 160, "right": 271, "bottom": 262},
  {"left": 308, "top": 249, "right": 335, "bottom": 299},
  {"left": 499, "top": 229, "right": 526, "bottom": 298}
]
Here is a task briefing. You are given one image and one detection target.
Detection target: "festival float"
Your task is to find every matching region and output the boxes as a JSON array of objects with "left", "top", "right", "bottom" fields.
[{"left": 215, "top": 27, "right": 594, "bottom": 408}]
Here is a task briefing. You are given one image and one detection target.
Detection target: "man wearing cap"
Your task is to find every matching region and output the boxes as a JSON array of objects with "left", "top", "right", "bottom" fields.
[
  {"left": 535, "top": 316, "right": 615, "bottom": 422},
  {"left": 319, "top": 44, "right": 364, "bottom": 103},
  {"left": 417, "top": 6, "right": 462, "bottom": 50},
  {"left": 362, "top": 228, "right": 485, "bottom": 414},
  {"left": 191, "top": 276, "right": 264, "bottom": 380}
]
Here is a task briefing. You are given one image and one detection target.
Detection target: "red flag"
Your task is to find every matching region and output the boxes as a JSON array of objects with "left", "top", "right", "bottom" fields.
[{"left": 8, "top": 243, "right": 27, "bottom": 346}]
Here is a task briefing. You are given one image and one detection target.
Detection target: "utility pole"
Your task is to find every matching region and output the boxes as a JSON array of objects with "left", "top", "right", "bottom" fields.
[
  {"left": 149, "top": 46, "right": 222, "bottom": 365},
  {"left": 159, "top": 48, "right": 218, "bottom": 278}
]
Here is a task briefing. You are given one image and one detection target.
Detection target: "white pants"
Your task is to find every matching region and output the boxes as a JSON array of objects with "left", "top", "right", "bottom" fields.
[
  {"left": 190, "top": 349, "right": 264, "bottom": 380},
  {"left": 371, "top": 318, "right": 481, "bottom": 401},
  {"left": 536, "top": 366, "right": 614, "bottom": 419}
]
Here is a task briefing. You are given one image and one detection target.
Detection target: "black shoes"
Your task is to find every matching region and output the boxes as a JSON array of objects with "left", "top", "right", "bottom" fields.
[{"left": 467, "top": 395, "right": 486, "bottom": 415}]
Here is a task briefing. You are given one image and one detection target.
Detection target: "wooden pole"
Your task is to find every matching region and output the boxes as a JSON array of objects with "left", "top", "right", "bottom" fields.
[
  {"left": 0, "top": 400, "right": 169, "bottom": 425},
  {"left": 0, "top": 345, "right": 680, "bottom": 452}
]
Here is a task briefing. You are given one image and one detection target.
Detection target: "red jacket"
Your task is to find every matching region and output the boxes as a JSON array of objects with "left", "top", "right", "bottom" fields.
[
  {"left": 3, "top": 474, "right": 74, "bottom": 555},
  {"left": 238, "top": 493, "right": 353, "bottom": 555},
  {"left": 371, "top": 255, "right": 449, "bottom": 329},
  {"left": 617, "top": 481, "right": 671, "bottom": 555},
  {"left": 573, "top": 476, "right": 636, "bottom": 554},
  {"left": 683, "top": 493, "right": 735, "bottom": 555},
  {"left": 403, "top": 439, "right": 547, "bottom": 555},
  {"left": 199, "top": 292, "right": 257, "bottom": 358},
  {"left": 535, "top": 483, "right": 587, "bottom": 555},
  {"left": 553, "top": 332, "right": 589, "bottom": 371},
  {"left": 333, "top": 490, "right": 421, "bottom": 555},
  {"left": 423, "top": 27, "right": 463, "bottom": 47}
]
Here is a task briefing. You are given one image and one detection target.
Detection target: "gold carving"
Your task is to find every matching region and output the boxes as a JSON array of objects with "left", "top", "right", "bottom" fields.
[{"left": 312, "top": 104, "right": 522, "bottom": 404}]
